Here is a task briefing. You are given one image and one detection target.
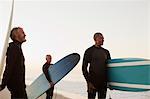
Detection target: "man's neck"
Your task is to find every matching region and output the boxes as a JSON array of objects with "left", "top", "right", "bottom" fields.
[
  {"left": 13, "top": 40, "right": 22, "bottom": 49},
  {"left": 95, "top": 44, "right": 101, "bottom": 48},
  {"left": 14, "top": 39, "right": 22, "bottom": 44},
  {"left": 46, "top": 62, "right": 51, "bottom": 64}
]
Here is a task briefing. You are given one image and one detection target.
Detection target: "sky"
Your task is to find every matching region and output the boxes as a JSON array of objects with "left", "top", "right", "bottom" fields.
[
  {"left": 148, "top": 1, "right": 150, "bottom": 57},
  {"left": 0, "top": 0, "right": 150, "bottom": 82}
]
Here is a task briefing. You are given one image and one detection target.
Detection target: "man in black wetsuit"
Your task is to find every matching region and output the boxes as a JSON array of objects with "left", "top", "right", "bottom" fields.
[
  {"left": 0, "top": 27, "right": 27, "bottom": 99},
  {"left": 82, "top": 32, "right": 111, "bottom": 99},
  {"left": 43, "top": 55, "right": 54, "bottom": 99}
]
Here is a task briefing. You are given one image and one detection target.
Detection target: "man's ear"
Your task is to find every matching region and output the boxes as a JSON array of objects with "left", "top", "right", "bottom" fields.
[
  {"left": 13, "top": 32, "right": 18, "bottom": 39},
  {"left": 11, "top": 31, "right": 17, "bottom": 40}
]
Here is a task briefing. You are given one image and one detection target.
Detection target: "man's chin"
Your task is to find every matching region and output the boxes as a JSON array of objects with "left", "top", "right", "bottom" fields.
[
  {"left": 97, "top": 43, "right": 103, "bottom": 46},
  {"left": 22, "top": 39, "right": 26, "bottom": 43},
  {"left": 100, "top": 42, "right": 104, "bottom": 46}
]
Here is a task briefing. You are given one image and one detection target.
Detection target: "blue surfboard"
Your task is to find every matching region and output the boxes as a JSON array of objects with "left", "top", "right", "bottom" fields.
[
  {"left": 26, "top": 53, "right": 80, "bottom": 99},
  {"left": 108, "top": 58, "right": 150, "bottom": 92}
]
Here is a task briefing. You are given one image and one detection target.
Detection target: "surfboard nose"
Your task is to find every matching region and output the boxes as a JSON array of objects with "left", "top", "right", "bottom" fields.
[
  {"left": 71, "top": 53, "right": 80, "bottom": 57},
  {"left": 69, "top": 53, "right": 80, "bottom": 61}
]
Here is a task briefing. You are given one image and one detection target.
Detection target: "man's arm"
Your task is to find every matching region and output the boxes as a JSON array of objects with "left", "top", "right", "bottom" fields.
[
  {"left": 0, "top": 45, "right": 17, "bottom": 90},
  {"left": 42, "top": 64, "right": 52, "bottom": 83},
  {"left": 107, "top": 50, "right": 111, "bottom": 60},
  {"left": 105, "top": 50, "right": 113, "bottom": 90},
  {"left": 82, "top": 49, "right": 96, "bottom": 92},
  {"left": 82, "top": 50, "right": 91, "bottom": 82},
  {"left": 105, "top": 49, "right": 111, "bottom": 61}
]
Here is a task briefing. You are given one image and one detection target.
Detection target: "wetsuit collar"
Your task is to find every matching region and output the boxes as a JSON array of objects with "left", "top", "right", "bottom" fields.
[
  {"left": 13, "top": 40, "right": 22, "bottom": 48},
  {"left": 46, "top": 62, "right": 51, "bottom": 65},
  {"left": 14, "top": 40, "right": 22, "bottom": 45},
  {"left": 94, "top": 45, "right": 102, "bottom": 48}
]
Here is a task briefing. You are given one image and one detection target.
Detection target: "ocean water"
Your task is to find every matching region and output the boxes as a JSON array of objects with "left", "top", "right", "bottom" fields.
[
  {"left": 25, "top": 65, "right": 150, "bottom": 99},
  {"left": 26, "top": 72, "right": 150, "bottom": 99},
  {"left": 55, "top": 80, "right": 150, "bottom": 99}
]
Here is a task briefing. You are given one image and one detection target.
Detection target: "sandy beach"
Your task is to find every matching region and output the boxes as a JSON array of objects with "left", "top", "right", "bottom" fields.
[{"left": 0, "top": 88, "right": 70, "bottom": 99}]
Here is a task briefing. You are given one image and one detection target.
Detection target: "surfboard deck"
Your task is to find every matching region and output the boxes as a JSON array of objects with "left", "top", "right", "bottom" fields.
[
  {"left": 26, "top": 53, "right": 80, "bottom": 99},
  {"left": 108, "top": 58, "right": 150, "bottom": 92}
]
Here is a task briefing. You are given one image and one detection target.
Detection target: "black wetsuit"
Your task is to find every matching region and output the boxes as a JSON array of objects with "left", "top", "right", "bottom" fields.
[
  {"left": 1, "top": 41, "right": 27, "bottom": 99},
  {"left": 43, "top": 63, "right": 54, "bottom": 99},
  {"left": 82, "top": 45, "right": 111, "bottom": 99}
]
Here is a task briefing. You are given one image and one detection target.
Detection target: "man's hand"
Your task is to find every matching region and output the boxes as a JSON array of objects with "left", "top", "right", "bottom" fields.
[
  {"left": 49, "top": 82, "right": 54, "bottom": 87},
  {"left": 87, "top": 82, "right": 96, "bottom": 93},
  {"left": 107, "top": 84, "right": 113, "bottom": 90},
  {"left": 0, "top": 85, "right": 5, "bottom": 91}
]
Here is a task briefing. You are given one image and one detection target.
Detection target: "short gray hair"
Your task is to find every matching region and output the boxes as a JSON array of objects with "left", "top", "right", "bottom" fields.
[
  {"left": 93, "top": 32, "right": 103, "bottom": 40},
  {"left": 10, "top": 27, "right": 19, "bottom": 41}
]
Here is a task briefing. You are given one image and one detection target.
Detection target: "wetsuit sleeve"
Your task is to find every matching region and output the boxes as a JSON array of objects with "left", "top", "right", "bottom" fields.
[
  {"left": 107, "top": 50, "right": 111, "bottom": 60},
  {"left": 42, "top": 64, "right": 52, "bottom": 83},
  {"left": 106, "top": 50, "right": 111, "bottom": 82},
  {"left": 1, "top": 46, "right": 17, "bottom": 87},
  {"left": 82, "top": 49, "right": 91, "bottom": 82}
]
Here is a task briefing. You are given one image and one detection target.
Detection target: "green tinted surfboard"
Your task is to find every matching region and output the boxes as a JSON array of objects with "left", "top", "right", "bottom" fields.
[{"left": 108, "top": 58, "right": 150, "bottom": 92}]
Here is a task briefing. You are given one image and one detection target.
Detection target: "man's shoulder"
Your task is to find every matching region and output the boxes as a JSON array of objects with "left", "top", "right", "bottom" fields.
[
  {"left": 43, "top": 63, "right": 52, "bottom": 68},
  {"left": 42, "top": 63, "right": 47, "bottom": 71},
  {"left": 6, "top": 42, "right": 18, "bottom": 53},
  {"left": 8, "top": 42, "right": 18, "bottom": 49},
  {"left": 85, "top": 45, "right": 95, "bottom": 52},
  {"left": 43, "top": 63, "right": 47, "bottom": 67},
  {"left": 101, "top": 47, "right": 109, "bottom": 52},
  {"left": 8, "top": 42, "right": 14, "bottom": 47}
]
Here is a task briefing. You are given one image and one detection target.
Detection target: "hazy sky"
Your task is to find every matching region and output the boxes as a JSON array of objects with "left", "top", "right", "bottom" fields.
[
  {"left": 148, "top": 0, "right": 149, "bottom": 59},
  {"left": 0, "top": 0, "right": 150, "bottom": 82}
]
